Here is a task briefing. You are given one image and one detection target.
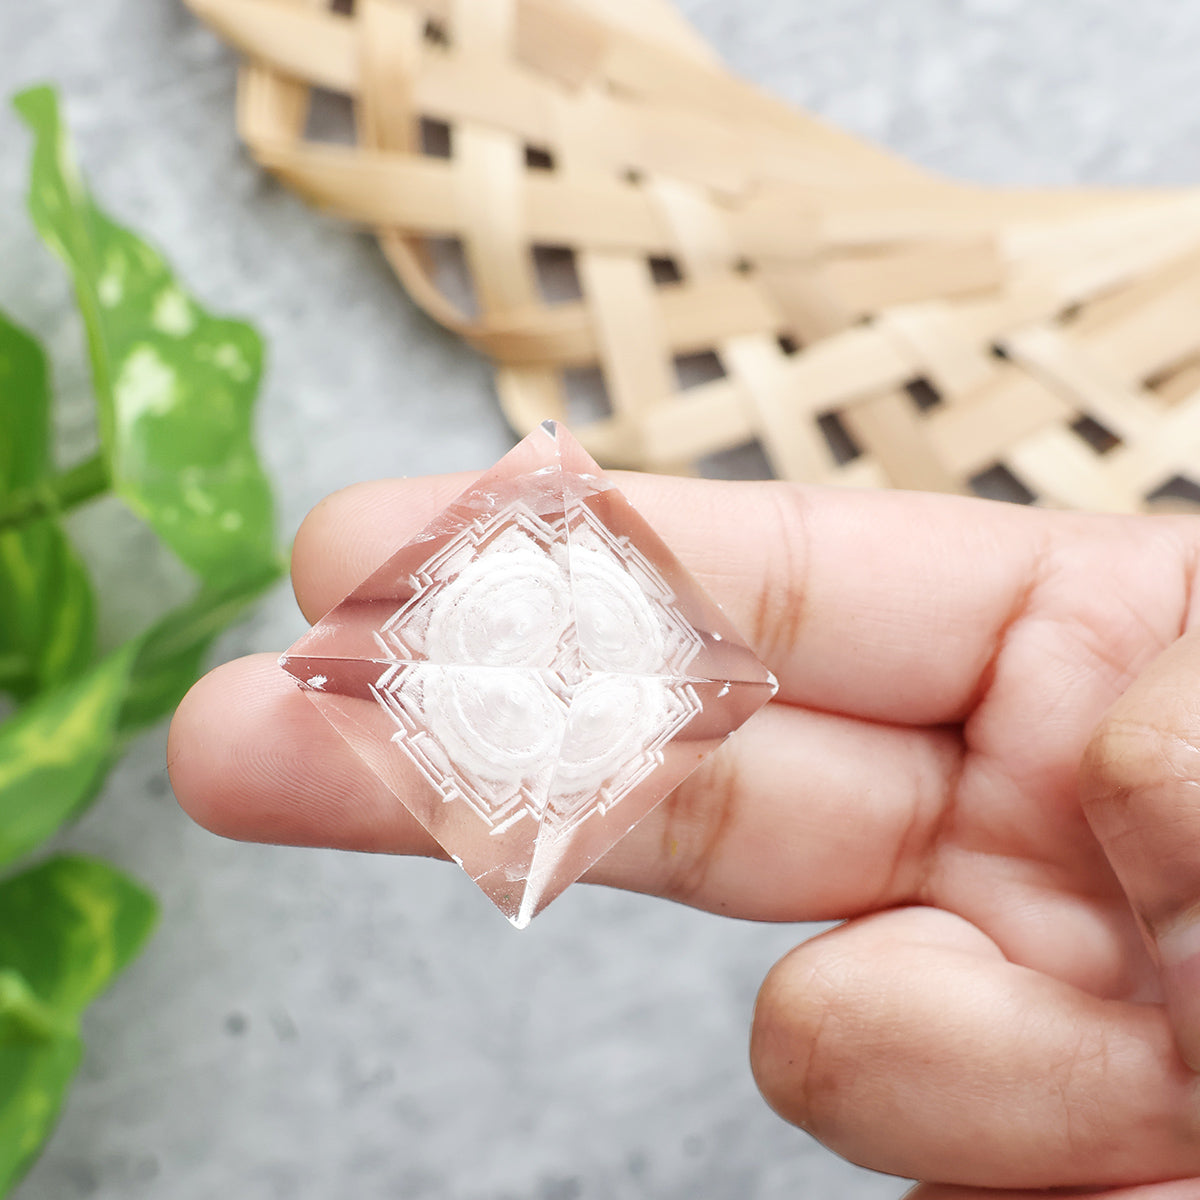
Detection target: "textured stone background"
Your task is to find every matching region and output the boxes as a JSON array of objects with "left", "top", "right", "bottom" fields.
[{"left": 2, "top": 2, "right": 1197, "bottom": 1197}]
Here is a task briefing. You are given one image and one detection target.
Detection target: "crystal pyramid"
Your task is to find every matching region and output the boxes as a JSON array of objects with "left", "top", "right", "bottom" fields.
[{"left": 280, "top": 422, "right": 777, "bottom": 927}]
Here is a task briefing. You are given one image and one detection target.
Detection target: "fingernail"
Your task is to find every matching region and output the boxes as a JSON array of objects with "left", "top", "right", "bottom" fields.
[{"left": 1155, "top": 917, "right": 1200, "bottom": 1071}]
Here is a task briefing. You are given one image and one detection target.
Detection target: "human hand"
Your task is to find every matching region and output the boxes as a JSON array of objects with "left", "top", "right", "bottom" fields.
[{"left": 168, "top": 473, "right": 1200, "bottom": 1197}]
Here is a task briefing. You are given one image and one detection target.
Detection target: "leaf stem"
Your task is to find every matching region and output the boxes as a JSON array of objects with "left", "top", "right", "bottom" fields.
[{"left": 0, "top": 452, "right": 110, "bottom": 533}]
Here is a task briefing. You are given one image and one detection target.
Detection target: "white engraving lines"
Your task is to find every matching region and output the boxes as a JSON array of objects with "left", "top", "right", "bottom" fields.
[{"left": 367, "top": 499, "right": 703, "bottom": 837}]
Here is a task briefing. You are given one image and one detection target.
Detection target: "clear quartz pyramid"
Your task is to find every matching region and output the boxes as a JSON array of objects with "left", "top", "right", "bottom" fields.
[{"left": 280, "top": 422, "right": 777, "bottom": 927}]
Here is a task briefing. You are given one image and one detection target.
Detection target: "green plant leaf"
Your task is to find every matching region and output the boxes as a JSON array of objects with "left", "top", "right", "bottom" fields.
[
  {"left": 0, "top": 310, "right": 95, "bottom": 700},
  {"left": 0, "top": 1023, "right": 78, "bottom": 1196},
  {"left": 0, "top": 641, "right": 139, "bottom": 869},
  {"left": 0, "top": 855, "right": 157, "bottom": 1194},
  {"left": 0, "top": 855, "right": 157, "bottom": 1015},
  {"left": 14, "top": 85, "right": 277, "bottom": 589},
  {"left": 121, "top": 558, "right": 285, "bottom": 734},
  {"left": 0, "top": 311, "right": 49, "bottom": 488},
  {"left": 0, "top": 970, "right": 68, "bottom": 1045}
]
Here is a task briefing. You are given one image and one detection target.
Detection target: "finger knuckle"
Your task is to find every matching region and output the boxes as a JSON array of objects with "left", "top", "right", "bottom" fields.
[
  {"left": 748, "top": 485, "right": 809, "bottom": 663},
  {"left": 656, "top": 748, "right": 740, "bottom": 906}
]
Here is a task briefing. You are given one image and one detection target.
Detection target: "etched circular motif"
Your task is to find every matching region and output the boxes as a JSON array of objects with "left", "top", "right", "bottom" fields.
[
  {"left": 570, "top": 545, "right": 665, "bottom": 674},
  {"left": 557, "top": 674, "right": 669, "bottom": 796},
  {"left": 425, "top": 535, "right": 570, "bottom": 668},
  {"left": 421, "top": 669, "right": 567, "bottom": 787}
]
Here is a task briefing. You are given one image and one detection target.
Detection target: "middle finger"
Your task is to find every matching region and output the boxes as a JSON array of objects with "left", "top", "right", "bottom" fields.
[{"left": 169, "top": 653, "right": 959, "bottom": 921}]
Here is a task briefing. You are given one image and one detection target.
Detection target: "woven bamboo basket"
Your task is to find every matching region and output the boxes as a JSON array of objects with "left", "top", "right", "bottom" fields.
[{"left": 188, "top": 0, "right": 1200, "bottom": 512}]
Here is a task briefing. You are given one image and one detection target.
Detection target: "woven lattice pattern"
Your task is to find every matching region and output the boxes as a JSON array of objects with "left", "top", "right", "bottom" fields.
[{"left": 189, "top": 0, "right": 1200, "bottom": 511}]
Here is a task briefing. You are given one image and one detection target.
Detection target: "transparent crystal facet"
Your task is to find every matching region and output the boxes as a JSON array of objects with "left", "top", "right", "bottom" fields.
[{"left": 280, "top": 422, "right": 777, "bottom": 927}]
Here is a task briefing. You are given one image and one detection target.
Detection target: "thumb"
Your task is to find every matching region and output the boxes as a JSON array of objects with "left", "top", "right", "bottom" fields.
[
  {"left": 1081, "top": 628, "right": 1200, "bottom": 1069},
  {"left": 906, "top": 1182, "right": 1200, "bottom": 1200}
]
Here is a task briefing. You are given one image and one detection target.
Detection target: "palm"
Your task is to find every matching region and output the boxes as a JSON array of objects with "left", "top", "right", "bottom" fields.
[{"left": 169, "top": 475, "right": 1200, "bottom": 1199}]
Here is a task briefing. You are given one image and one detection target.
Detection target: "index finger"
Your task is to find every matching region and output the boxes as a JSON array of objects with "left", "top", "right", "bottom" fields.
[{"left": 290, "top": 471, "right": 1044, "bottom": 724}]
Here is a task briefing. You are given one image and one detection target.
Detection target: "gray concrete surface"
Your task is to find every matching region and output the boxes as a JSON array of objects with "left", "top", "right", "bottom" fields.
[{"left": 1, "top": 1, "right": 1195, "bottom": 1196}]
